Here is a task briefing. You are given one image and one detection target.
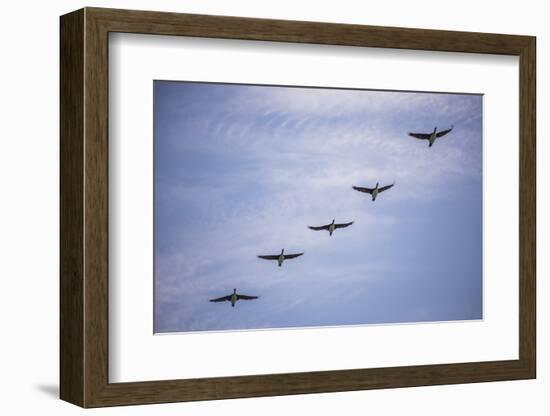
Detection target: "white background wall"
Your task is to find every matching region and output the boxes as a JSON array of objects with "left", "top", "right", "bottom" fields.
[{"left": 0, "top": 0, "right": 545, "bottom": 414}]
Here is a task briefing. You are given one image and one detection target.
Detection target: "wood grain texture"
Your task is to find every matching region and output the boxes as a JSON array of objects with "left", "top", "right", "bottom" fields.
[
  {"left": 59, "top": 7, "right": 537, "bottom": 408},
  {"left": 59, "top": 8, "right": 84, "bottom": 407},
  {"left": 518, "top": 38, "right": 536, "bottom": 375},
  {"left": 88, "top": 7, "right": 532, "bottom": 54},
  {"left": 83, "top": 11, "right": 110, "bottom": 407}
]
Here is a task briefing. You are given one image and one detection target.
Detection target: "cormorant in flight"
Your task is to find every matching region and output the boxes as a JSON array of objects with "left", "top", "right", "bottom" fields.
[
  {"left": 258, "top": 249, "right": 304, "bottom": 267},
  {"left": 408, "top": 125, "right": 453, "bottom": 147},
  {"left": 352, "top": 182, "right": 395, "bottom": 201},
  {"left": 308, "top": 219, "right": 354, "bottom": 236},
  {"left": 209, "top": 288, "right": 259, "bottom": 307}
]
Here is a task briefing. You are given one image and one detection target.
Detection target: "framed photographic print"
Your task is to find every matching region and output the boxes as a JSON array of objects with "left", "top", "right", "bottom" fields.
[{"left": 60, "top": 7, "right": 536, "bottom": 408}]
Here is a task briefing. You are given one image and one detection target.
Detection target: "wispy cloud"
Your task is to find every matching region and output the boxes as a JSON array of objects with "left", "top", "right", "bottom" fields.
[{"left": 154, "top": 81, "right": 483, "bottom": 333}]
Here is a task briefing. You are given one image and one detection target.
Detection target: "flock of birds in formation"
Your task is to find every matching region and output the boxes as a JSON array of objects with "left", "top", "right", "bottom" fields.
[{"left": 209, "top": 125, "right": 454, "bottom": 307}]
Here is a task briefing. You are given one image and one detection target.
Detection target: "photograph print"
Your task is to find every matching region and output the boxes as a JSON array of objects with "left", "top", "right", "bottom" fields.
[{"left": 153, "top": 80, "right": 483, "bottom": 334}]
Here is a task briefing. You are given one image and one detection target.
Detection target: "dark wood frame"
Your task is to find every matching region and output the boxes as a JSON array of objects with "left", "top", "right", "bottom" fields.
[{"left": 60, "top": 7, "right": 536, "bottom": 408}]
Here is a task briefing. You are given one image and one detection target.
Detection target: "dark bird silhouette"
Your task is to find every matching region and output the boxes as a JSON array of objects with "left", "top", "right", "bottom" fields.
[
  {"left": 308, "top": 219, "right": 354, "bottom": 236},
  {"left": 408, "top": 125, "right": 453, "bottom": 147},
  {"left": 209, "top": 288, "right": 259, "bottom": 307},
  {"left": 258, "top": 248, "right": 304, "bottom": 267},
  {"left": 352, "top": 182, "right": 395, "bottom": 201}
]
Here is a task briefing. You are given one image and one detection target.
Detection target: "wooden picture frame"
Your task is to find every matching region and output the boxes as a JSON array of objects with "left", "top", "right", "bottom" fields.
[{"left": 60, "top": 7, "right": 536, "bottom": 408}]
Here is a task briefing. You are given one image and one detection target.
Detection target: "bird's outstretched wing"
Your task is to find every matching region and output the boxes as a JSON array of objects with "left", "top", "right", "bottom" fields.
[
  {"left": 284, "top": 253, "right": 304, "bottom": 260},
  {"left": 308, "top": 224, "right": 331, "bottom": 231},
  {"left": 257, "top": 255, "right": 279, "bottom": 260},
  {"left": 436, "top": 125, "right": 453, "bottom": 138},
  {"left": 334, "top": 221, "right": 354, "bottom": 229},
  {"left": 209, "top": 295, "right": 231, "bottom": 303},
  {"left": 408, "top": 132, "right": 431, "bottom": 140},
  {"left": 237, "top": 294, "right": 259, "bottom": 301},
  {"left": 352, "top": 186, "right": 374, "bottom": 194},
  {"left": 379, "top": 183, "right": 395, "bottom": 193}
]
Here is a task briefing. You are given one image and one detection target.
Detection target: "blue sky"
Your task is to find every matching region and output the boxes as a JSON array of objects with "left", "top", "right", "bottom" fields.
[{"left": 153, "top": 81, "right": 483, "bottom": 333}]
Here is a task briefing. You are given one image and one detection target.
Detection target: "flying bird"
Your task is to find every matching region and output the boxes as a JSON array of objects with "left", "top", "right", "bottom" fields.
[
  {"left": 352, "top": 182, "right": 395, "bottom": 201},
  {"left": 308, "top": 219, "right": 354, "bottom": 236},
  {"left": 408, "top": 125, "right": 453, "bottom": 147},
  {"left": 258, "top": 248, "right": 304, "bottom": 267},
  {"left": 209, "top": 288, "right": 259, "bottom": 307}
]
